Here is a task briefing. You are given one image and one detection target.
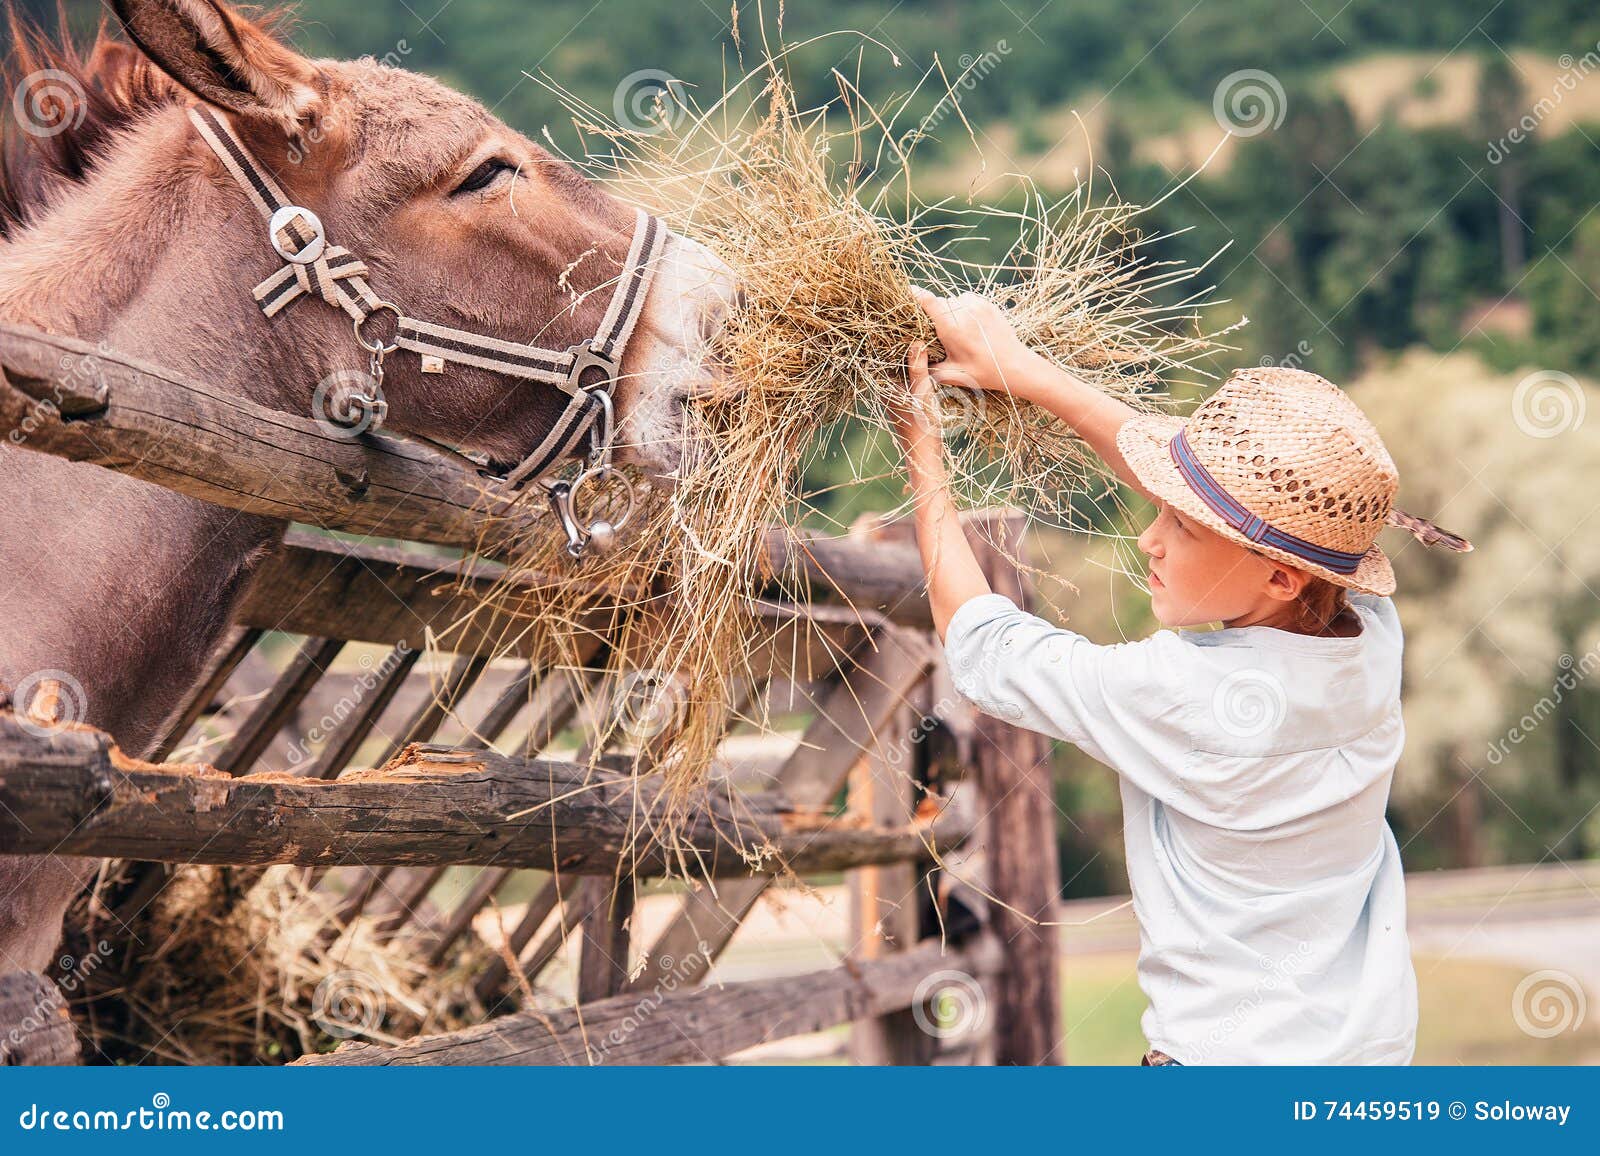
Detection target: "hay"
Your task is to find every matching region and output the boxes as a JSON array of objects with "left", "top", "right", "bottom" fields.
[
  {"left": 439, "top": 48, "right": 1238, "bottom": 863},
  {"left": 63, "top": 865, "right": 491, "bottom": 1065}
]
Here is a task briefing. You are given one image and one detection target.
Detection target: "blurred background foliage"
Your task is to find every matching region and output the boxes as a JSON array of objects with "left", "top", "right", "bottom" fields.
[{"left": 14, "top": 0, "right": 1600, "bottom": 891}]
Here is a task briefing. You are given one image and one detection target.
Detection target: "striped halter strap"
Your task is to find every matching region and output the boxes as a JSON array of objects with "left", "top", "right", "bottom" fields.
[{"left": 187, "top": 104, "right": 667, "bottom": 556}]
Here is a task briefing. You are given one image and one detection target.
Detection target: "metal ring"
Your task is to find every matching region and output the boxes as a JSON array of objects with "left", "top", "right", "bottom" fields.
[
  {"left": 268, "top": 205, "right": 326, "bottom": 265},
  {"left": 354, "top": 301, "right": 402, "bottom": 355},
  {"left": 568, "top": 466, "right": 637, "bottom": 533}
]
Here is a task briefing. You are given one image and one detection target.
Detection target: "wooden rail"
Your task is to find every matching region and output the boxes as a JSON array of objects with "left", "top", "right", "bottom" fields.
[
  {"left": 0, "top": 716, "right": 969, "bottom": 875},
  {"left": 297, "top": 934, "right": 1002, "bottom": 1066},
  {"left": 0, "top": 323, "right": 931, "bottom": 626}
]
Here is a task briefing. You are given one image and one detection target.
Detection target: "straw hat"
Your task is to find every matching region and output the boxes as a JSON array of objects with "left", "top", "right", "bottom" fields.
[{"left": 1115, "top": 366, "right": 1400, "bottom": 596}]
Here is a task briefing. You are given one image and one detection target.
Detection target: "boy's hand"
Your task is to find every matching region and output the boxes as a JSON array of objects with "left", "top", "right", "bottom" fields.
[
  {"left": 889, "top": 342, "right": 946, "bottom": 481},
  {"left": 912, "top": 286, "right": 1039, "bottom": 397}
]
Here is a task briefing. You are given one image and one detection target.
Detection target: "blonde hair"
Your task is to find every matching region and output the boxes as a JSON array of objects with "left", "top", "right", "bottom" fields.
[{"left": 1287, "top": 575, "right": 1351, "bottom": 637}]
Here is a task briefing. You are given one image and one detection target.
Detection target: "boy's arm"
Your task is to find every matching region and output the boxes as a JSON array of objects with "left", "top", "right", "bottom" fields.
[
  {"left": 912, "top": 287, "right": 1156, "bottom": 503},
  {"left": 892, "top": 343, "right": 992, "bottom": 640}
]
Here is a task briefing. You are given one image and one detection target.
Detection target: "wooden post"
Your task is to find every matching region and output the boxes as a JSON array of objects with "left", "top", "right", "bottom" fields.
[
  {"left": 968, "top": 511, "right": 1061, "bottom": 1065},
  {"left": 576, "top": 877, "right": 634, "bottom": 1004},
  {"left": 847, "top": 689, "right": 936, "bottom": 1064},
  {"left": 0, "top": 972, "right": 79, "bottom": 1065}
]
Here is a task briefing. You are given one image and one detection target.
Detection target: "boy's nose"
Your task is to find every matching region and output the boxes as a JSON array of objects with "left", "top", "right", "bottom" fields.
[{"left": 1137, "top": 522, "right": 1161, "bottom": 556}]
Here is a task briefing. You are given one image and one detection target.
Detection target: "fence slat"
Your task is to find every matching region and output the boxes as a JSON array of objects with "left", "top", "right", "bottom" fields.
[
  {"left": 147, "top": 626, "right": 263, "bottom": 762},
  {"left": 628, "top": 627, "right": 934, "bottom": 992},
  {"left": 296, "top": 935, "right": 1001, "bottom": 1067},
  {"left": 0, "top": 718, "right": 969, "bottom": 875},
  {"left": 213, "top": 637, "right": 345, "bottom": 776}
]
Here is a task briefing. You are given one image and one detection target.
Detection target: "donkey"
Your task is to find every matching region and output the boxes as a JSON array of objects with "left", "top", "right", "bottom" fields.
[{"left": 0, "top": 1, "right": 733, "bottom": 974}]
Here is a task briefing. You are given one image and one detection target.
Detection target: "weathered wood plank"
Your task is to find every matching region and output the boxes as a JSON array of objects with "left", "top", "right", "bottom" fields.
[
  {"left": 146, "top": 626, "right": 263, "bottom": 762},
  {"left": 297, "top": 935, "right": 1001, "bottom": 1066},
  {"left": 969, "top": 512, "right": 1061, "bottom": 1065},
  {"left": 0, "top": 717, "right": 970, "bottom": 875},
  {"left": 0, "top": 972, "right": 79, "bottom": 1066},
  {"left": 1, "top": 325, "right": 932, "bottom": 622},
  {"left": 627, "top": 627, "right": 935, "bottom": 992},
  {"left": 575, "top": 877, "right": 633, "bottom": 1003},
  {"left": 0, "top": 323, "right": 531, "bottom": 549},
  {"left": 213, "top": 637, "right": 346, "bottom": 775}
]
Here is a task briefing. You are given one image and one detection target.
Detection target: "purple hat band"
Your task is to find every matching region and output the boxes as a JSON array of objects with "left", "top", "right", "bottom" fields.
[{"left": 1167, "top": 428, "right": 1366, "bottom": 575}]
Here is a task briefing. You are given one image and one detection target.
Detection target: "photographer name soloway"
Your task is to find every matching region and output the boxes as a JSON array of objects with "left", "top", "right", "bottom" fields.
[
  {"left": 1295, "top": 1100, "right": 1572, "bottom": 1125},
  {"left": 1474, "top": 1101, "right": 1572, "bottom": 1125}
]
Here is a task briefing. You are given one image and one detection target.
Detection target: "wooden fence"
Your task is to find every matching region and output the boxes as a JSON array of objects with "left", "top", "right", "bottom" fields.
[{"left": 0, "top": 322, "right": 1061, "bottom": 1067}]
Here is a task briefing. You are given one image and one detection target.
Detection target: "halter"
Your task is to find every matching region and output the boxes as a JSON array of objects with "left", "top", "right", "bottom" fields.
[{"left": 187, "top": 104, "right": 668, "bottom": 558}]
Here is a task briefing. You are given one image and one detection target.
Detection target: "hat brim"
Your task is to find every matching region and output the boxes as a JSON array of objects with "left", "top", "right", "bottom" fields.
[{"left": 1115, "top": 414, "right": 1396, "bottom": 597}]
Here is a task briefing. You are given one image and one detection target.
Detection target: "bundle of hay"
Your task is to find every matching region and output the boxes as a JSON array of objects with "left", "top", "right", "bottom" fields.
[
  {"left": 63, "top": 866, "right": 491, "bottom": 1065},
  {"left": 444, "top": 52, "right": 1237, "bottom": 854}
]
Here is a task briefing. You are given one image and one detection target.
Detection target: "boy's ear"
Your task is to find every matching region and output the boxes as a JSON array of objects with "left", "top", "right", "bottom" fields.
[
  {"left": 1262, "top": 561, "right": 1310, "bottom": 603},
  {"left": 111, "top": 0, "right": 323, "bottom": 135}
]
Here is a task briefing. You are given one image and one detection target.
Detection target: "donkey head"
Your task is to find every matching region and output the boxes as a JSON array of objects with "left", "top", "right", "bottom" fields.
[{"left": 106, "top": 0, "right": 732, "bottom": 480}]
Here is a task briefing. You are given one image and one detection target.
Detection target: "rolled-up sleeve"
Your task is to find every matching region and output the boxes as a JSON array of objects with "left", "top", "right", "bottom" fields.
[{"left": 942, "top": 593, "right": 1197, "bottom": 805}]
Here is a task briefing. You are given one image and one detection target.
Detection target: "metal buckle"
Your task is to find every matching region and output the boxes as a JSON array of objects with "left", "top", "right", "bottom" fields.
[
  {"left": 354, "top": 301, "right": 403, "bottom": 355},
  {"left": 545, "top": 465, "right": 636, "bottom": 559},
  {"left": 565, "top": 342, "right": 619, "bottom": 393},
  {"left": 268, "top": 205, "right": 327, "bottom": 265}
]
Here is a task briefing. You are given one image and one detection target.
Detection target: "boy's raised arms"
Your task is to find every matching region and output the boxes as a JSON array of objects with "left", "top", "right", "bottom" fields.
[
  {"left": 910, "top": 287, "right": 1156, "bottom": 503},
  {"left": 890, "top": 343, "right": 993, "bottom": 640}
]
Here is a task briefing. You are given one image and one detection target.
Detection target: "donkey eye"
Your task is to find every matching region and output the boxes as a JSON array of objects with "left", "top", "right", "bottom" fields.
[{"left": 453, "top": 158, "right": 514, "bottom": 195}]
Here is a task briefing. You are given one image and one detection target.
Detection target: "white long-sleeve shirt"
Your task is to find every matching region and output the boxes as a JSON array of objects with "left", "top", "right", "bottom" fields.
[{"left": 944, "top": 591, "right": 1417, "bottom": 1065}]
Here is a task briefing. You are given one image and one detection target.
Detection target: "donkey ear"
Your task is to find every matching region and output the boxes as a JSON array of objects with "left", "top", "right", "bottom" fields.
[{"left": 111, "top": 0, "right": 322, "bottom": 133}]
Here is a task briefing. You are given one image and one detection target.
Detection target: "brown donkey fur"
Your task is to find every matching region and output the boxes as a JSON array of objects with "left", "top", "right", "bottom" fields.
[{"left": 0, "top": 1, "right": 732, "bottom": 975}]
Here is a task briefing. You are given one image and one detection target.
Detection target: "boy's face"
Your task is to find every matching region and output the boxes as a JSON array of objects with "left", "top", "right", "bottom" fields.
[{"left": 1137, "top": 503, "right": 1303, "bottom": 628}]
